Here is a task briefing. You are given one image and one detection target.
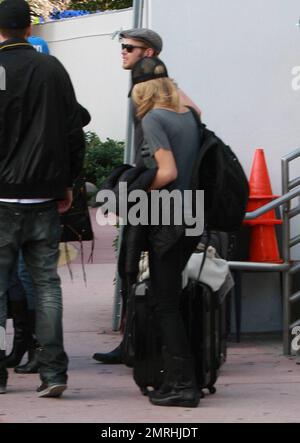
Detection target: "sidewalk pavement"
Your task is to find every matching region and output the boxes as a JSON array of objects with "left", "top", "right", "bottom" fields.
[{"left": 1, "top": 210, "right": 300, "bottom": 423}]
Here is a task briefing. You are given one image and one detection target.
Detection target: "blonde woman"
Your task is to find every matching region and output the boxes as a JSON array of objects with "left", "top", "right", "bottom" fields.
[{"left": 130, "top": 57, "right": 203, "bottom": 408}]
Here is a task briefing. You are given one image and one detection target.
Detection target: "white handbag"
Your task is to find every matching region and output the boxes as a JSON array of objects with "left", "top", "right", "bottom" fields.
[
  {"left": 138, "top": 251, "right": 150, "bottom": 282},
  {"left": 186, "top": 246, "right": 230, "bottom": 292}
]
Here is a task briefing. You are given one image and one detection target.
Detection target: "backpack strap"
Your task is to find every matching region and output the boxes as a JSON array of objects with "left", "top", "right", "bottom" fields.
[
  {"left": 186, "top": 105, "right": 202, "bottom": 125},
  {"left": 187, "top": 107, "right": 212, "bottom": 192},
  {"left": 186, "top": 107, "right": 218, "bottom": 233}
]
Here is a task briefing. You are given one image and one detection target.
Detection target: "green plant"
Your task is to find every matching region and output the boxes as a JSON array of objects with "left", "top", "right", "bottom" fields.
[
  {"left": 68, "top": 0, "right": 133, "bottom": 12},
  {"left": 29, "top": 0, "right": 70, "bottom": 18},
  {"left": 84, "top": 131, "right": 124, "bottom": 189}
]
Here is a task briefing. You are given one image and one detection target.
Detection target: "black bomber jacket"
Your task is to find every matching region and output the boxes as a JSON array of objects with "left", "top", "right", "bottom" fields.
[{"left": 0, "top": 38, "right": 85, "bottom": 199}]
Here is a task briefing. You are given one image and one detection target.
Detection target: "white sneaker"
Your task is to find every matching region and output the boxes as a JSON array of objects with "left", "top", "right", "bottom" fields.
[{"left": 37, "top": 383, "right": 67, "bottom": 398}]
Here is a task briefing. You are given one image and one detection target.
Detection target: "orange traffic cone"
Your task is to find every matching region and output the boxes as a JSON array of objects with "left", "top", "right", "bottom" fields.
[{"left": 244, "top": 149, "right": 283, "bottom": 263}]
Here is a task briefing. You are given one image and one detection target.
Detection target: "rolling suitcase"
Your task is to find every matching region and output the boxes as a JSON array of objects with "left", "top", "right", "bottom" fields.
[
  {"left": 125, "top": 278, "right": 225, "bottom": 396},
  {"left": 180, "top": 281, "right": 219, "bottom": 394},
  {"left": 216, "top": 292, "right": 228, "bottom": 368},
  {"left": 130, "top": 281, "right": 163, "bottom": 395}
]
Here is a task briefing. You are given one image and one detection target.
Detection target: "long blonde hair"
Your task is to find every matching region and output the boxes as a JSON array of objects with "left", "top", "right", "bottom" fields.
[{"left": 132, "top": 77, "right": 180, "bottom": 119}]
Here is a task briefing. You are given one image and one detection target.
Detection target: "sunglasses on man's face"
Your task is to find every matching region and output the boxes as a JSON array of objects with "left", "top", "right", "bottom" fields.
[{"left": 121, "top": 43, "right": 147, "bottom": 53}]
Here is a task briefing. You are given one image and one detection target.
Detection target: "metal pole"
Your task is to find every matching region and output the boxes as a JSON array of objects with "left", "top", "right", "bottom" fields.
[
  {"left": 133, "top": 0, "right": 145, "bottom": 27},
  {"left": 123, "top": 0, "right": 145, "bottom": 163},
  {"left": 244, "top": 188, "right": 300, "bottom": 220},
  {"left": 280, "top": 148, "right": 300, "bottom": 355},
  {"left": 282, "top": 157, "right": 291, "bottom": 355},
  {"left": 112, "top": 0, "right": 145, "bottom": 331}
]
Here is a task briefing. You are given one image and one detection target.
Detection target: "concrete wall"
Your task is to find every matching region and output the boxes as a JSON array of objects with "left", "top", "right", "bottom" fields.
[
  {"left": 148, "top": 0, "right": 300, "bottom": 332},
  {"left": 148, "top": 0, "right": 300, "bottom": 261},
  {"left": 148, "top": 0, "right": 300, "bottom": 196},
  {"left": 34, "top": 9, "right": 133, "bottom": 141},
  {"left": 34, "top": 2, "right": 300, "bottom": 206},
  {"left": 34, "top": 2, "right": 300, "bottom": 332}
]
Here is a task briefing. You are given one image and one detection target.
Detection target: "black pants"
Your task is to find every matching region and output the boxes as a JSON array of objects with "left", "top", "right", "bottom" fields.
[{"left": 149, "top": 235, "right": 200, "bottom": 358}]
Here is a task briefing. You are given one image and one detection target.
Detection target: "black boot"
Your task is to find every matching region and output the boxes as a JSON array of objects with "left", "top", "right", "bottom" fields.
[
  {"left": 93, "top": 343, "right": 123, "bottom": 364},
  {"left": 149, "top": 354, "right": 200, "bottom": 408},
  {"left": 5, "top": 300, "right": 30, "bottom": 368},
  {"left": 15, "top": 310, "right": 39, "bottom": 374},
  {"left": 0, "top": 351, "right": 8, "bottom": 394},
  {"left": 14, "top": 343, "right": 39, "bottom": 374}
]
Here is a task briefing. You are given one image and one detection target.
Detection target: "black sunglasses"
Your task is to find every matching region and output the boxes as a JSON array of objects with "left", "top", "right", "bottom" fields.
[{"left": 121, "top": 43, "right": 147, "bottom": 53}]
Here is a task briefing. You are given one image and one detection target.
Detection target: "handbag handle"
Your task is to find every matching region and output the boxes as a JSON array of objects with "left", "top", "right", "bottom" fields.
[{"left": 197, "top": 231, "right": 211, "bottom": 281}]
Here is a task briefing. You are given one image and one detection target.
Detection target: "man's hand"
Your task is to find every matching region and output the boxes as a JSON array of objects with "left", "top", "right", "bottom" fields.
[
  {"left": 57, "top": 188, "right": 73, "bottom": 214},
  {"left": 178, "top": 89, "right": 202, "bottom": 117}
]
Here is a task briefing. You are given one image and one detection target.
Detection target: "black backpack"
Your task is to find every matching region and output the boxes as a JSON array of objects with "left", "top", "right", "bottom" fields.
[{"left": 188, "top": 107, "right": 249, "bottom": 232}]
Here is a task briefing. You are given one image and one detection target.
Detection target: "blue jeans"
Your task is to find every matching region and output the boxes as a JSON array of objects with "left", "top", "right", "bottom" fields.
[
  {"left": 6, "top": 253, "right": 36, "bottom": 308},
  {"left": 18, "top": 252, "right": 36, "bottom": 310},
  {"left": 0, "top": 201, "right": 68, "bottom": 384}
]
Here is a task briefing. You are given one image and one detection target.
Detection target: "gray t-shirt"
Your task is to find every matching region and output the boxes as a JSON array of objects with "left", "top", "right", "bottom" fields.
[{"left": 141, "top": 109, "right": 199, "bottom": 191}]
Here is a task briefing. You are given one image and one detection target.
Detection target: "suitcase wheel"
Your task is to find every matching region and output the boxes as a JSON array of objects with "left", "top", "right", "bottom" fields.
[
  {"left": 140, "top": 387, "right": 149, "bottom": 396},
  {"left": 209, "top": 386, "right": 217, "bottom": 395}
]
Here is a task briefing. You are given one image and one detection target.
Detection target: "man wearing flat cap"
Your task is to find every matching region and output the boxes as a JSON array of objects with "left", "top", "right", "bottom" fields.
[
  {"left": 0, "top": 0, "right": 85, "bottom": 398},
  {"left": 93, "top": 27, "right": 201, "bottom": 365},
  {"left": 119, "top": 28, "right": 201, "bottom": 112}
]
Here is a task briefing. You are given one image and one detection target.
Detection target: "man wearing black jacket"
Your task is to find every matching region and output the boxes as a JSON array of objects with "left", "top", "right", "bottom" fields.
[{"left": 0, "top": 0, "right": 85, "bottom": 397}]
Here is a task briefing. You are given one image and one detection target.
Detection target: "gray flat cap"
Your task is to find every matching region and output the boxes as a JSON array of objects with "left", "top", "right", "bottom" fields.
[{"left": 119, "top": 28, "right": 163, "bottom": 54}]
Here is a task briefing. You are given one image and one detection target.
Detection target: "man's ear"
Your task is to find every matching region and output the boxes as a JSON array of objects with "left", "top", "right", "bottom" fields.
[
  {"left": 144, "top": 47, "right": 155, "bottom": 57},
  {"left": 25, "top": 25, "right": 32, "bottom": 38}
]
